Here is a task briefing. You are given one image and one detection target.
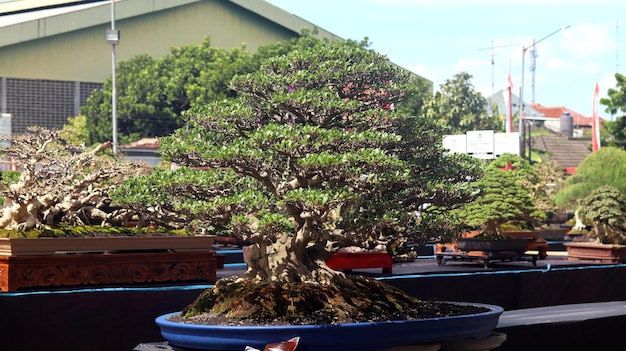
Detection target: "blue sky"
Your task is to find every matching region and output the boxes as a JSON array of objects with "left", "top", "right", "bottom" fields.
[{"left": 265, "top": 0, "right": 625, "bottom": 120}]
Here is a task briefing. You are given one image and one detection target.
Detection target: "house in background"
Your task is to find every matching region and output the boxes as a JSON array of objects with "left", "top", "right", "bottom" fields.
[
  {"left": 120, "top": 137, "right": 161, "bottom": 167},
  {"left": 488, "top": 89, "right": 601, "bottom": 173}
]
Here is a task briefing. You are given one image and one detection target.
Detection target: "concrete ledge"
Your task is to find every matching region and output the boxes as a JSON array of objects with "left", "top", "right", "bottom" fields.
[
  {"left": 497, "top": 301, "right": 626, "bottom": 328},
  {"left": 495, "top": 301, "right": 626, "bottom": 351}
]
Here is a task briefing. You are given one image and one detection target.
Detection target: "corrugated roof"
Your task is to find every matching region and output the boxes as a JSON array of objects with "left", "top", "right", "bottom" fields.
[
  {"left": 0, "top": 0, "right": 343, "bottom": 46},
  {"left": 0, "top": 0, "right": 93, "bottom": 16}
]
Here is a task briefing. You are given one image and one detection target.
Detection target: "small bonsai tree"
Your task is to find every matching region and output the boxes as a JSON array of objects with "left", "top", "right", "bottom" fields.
[
  {"left": 0, "top": 127, "right": 150, "bottom": 233},
  {"left": 452, "top": 153, "right": 545, "bottom": 237},
  {"left": 555, "top": 146, "right": 626, "bottom": 230},
  {"left": 111, "top": 41, "right": 485, "bottom": 323},
  {"left": 578, "top": 185, "right": 626, "bottom": 245}
]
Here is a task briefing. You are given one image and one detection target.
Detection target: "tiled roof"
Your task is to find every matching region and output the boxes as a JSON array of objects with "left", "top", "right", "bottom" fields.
[
  {"left": 487, "top": 91, "right": 600, "bottom": 171},
  {"left": 529, "top": 103, "right": 593, "bottom": 127},
  {"left": 121, "top": 138, "right": 160, "bottom": 150}
]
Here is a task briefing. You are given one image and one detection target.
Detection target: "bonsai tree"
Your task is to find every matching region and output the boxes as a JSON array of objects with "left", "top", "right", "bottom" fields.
[
  {"left": 0, "top": 127, "right": 151, "bottom": 233},
  {"left": 578, "top": 185, "right": 626, "bottom": 245},
  {"left": 452, "top": 153, "right": 545, "bottom": 237},
  {"left": 555, "top": 146, "right": 626, "bottom": 230},
  {"left": 111, "top": 41, "right": 485, "bottom": 323}
]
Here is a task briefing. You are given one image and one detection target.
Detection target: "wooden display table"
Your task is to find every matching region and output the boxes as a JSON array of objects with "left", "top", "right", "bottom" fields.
[
  {"left": 0, "top": 236, "right": 217, "bottom": 291},
  {"left": 436, "top": 250, "right": 538, "bottom": 269}
]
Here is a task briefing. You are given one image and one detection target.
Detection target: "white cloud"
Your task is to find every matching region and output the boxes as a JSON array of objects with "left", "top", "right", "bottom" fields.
[
  {"left": 562, "top": 23, "right": 617, "bottom": 60},
  {"left": 544, "top": 57, "right": 575, "bottom": 72}
]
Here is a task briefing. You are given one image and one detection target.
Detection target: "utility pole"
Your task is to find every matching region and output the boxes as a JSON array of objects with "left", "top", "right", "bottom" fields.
[
  {"left": 106, "top": 0, "right": 120, "bottom": 154},
  {"left": 519, "top": 25, "right": 570, "bottom": 160}
]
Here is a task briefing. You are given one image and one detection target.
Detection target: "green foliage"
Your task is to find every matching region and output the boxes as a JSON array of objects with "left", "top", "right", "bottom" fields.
[
  {"left": 113, "top": 40, "right": 483, "bottom": 251},
  {"left": 600, "top": 73, "right": 626, "bottom": 150},
  {"left": 0, "top": 225, "right": 192, "bottom": 238},
  {"left": 82, "top": 39, "right": 254, "bottom": 144},
  {"left": 554, "top": 146, "right": 626, "bottom": 208},
  {"left": 110, "top": 166, "right": 267, "bottom": 231},
  {"left": 605, "top": 116, "right": 626, "bottom": 150},
  {"left": 60, "top": 114, "right": 89, "bottom": 146},
  {"left": 578, "top": 185, "right": 626, "bottom": 244},
  {"left": 0, "top": 170, "right": 20, "bottom": 206},
  {"left": 420, "top": 72, "right": 501, "bottom": 134},
  {"left": 452, "top": 154, "right": 545, "bottom": 235},
  {"left": 393, "top": 76, "right": 432, "bottom": 117},
  {"left": 1, "top": 170, "right": 20, "bottom": 187},
  {"left": 82, "top": 31, "right": 344, "bottom": 145},
  {"left": 600, "top": 72, "right": 626, "bottom": 117}
]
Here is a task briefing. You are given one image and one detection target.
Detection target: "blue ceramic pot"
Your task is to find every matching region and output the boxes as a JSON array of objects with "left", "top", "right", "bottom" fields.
[{"left": 155, "top": 302, "right": 504, "bottom": 351}]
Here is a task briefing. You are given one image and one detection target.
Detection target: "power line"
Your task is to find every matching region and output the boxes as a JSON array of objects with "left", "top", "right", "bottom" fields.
[{"left": 476, "top": 41, "right": 519, "bottom": 100}]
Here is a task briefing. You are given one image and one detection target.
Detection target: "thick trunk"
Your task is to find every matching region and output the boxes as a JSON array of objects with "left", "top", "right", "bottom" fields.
[
  {"left": 244, "top": 231, "right": 339, "bottom": 284},
  {"left": 481, "top": 220, "right": 502, "bottom": 236}
]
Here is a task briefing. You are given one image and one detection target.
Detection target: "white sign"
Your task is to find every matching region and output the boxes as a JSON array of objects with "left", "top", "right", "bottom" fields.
[
  {"left": 466, "top": 130, "right": 494, "bottom": 159},
  {"left": 442, "top": 134, "right": 467, "bottom": 154},
  {"left": 494, "top": 132, "right": 520, "bottom": 156},
  {"left": 443, "top": 131, "right": 521, "bottom": 160}
]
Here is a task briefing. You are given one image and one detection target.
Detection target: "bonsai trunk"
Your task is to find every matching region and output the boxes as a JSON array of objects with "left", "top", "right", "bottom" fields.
[
  {"left": 243, "top": 231, "right": 338, "bottom": 284},
  {"left": 179, "top": 230, "right": 433, "bottom": 324},
  {"left": 573, "top": 208, "right": 586, "bottom": 231},
  {"left": 481, "top": 219, "right": 503, "bottom": 236}
]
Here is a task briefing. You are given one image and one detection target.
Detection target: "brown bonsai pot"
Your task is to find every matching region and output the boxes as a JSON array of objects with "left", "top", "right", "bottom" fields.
[{"left": 564, "top": 242, "right": 626, "bottom": 263}]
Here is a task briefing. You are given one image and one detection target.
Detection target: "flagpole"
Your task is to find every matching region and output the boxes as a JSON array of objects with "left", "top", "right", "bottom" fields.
[
  {"left": 518, "top": 25, "right": 570, "bottom": 159},
  {"left": 503, "top": 73, "right": 513, "bottom": 133},
  {"left": 592, "top": 82, "right": 601, "bottom": 152}
]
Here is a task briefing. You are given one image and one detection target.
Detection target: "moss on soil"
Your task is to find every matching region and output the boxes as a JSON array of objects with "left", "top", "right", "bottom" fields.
[{"left": 0, "top": 225, "right": 193, "bottom": 238}]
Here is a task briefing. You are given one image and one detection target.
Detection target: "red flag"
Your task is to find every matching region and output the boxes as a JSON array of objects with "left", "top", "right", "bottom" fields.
[
  {"left": 592, "top": 82, "right": 601, "bottom": 151},
  {"left": 504, "top": 73, "right": 514, "bottom": 133}
]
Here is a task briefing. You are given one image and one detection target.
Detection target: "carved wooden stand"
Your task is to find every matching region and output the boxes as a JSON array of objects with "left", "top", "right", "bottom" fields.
[{"left": 0, "top": 236, "right": 217, "bottom": 291}]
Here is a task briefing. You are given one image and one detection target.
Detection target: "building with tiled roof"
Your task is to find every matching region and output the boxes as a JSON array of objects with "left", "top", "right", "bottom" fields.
[
  {"left": 529, "top": 103, "right": 594, "bottom": 127},
  {"left": 488, "top": 89, "right": 598, "bottom": 172}
]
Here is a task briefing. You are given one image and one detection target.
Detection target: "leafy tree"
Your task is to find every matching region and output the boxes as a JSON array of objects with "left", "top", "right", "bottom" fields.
[
  {"left": 578, "top": 185, "right": 626, "bottom": 244},
  {"left": 83, "top": 29, "right": 431, "bottom": 147},
  {"left": 600, "top": 73, "right": 626, "bottom": 117},
  {"left": 59, "top": 114, "right": 89, "bottom": 146},
  {"left": 601, "top": 73, "right": 626, "bottom": 150},
  {"left": 82, "top": 41, "right": 253, "bottom": 145},
  {"left": 605, "top": 116, "right": 626, "bottom": 150},
  {"left": 110, "top": 41, "right": 484, "bottom": 323},
  {"left": 452, "top": 153, "right": 545, "bottom": 236},
  {"left": 490, "top": 153, "right": 565, "bottom": 220},
  {"left": 82, "top": 30, "right": 329, "bottom": 146},
  {"left": 555, "top": 146, "right": 626, "bottom": 228},
  {"left": 394, "top": 76, "right": 432, "bottom": 117},
  {"left": 421, "top": 72, "right": 501, "bottom": 134}
]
